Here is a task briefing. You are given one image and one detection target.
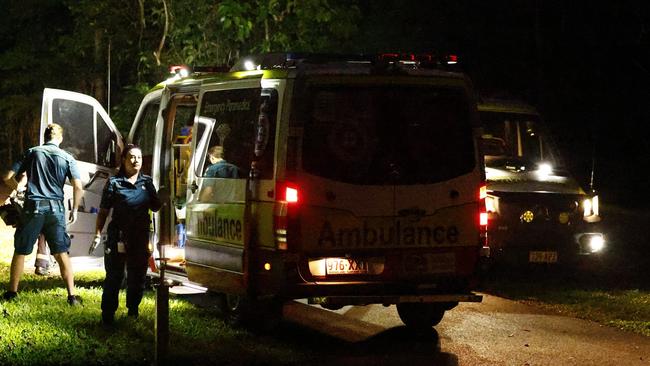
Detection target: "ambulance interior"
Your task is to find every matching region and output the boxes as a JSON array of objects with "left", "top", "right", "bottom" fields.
[{"left": 130, "top": 94, "right": 198, "bottom": 272}]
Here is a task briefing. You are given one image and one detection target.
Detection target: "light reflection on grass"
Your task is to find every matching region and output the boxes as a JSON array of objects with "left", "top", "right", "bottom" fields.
[{"left": 0, "top": 223, "right": 303, "bottom": 365}]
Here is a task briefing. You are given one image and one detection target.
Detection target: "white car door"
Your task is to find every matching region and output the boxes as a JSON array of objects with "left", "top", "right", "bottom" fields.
[{"left": 40, "top": 88, "right": 124, "bottom": 256}]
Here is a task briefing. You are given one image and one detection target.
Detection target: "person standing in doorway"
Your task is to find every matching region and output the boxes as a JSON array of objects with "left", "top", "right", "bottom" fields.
[
  {"left": 2, "top": 123, "right": 84, "bottom": 305},
  {"left": 92, "top": 144, "right": 162, "bottom": 324}
]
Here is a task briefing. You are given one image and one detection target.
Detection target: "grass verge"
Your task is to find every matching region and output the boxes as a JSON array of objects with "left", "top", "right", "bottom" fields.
[
  {"left": 481, "top": 271, "right": 650, "bottom": 337},
  {"left": 0, "top": 222, "right": 305, "bottom": 366}
]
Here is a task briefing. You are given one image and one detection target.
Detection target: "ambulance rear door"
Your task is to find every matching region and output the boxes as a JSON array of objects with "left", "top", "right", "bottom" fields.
[
  {"left": 40, "top": 88, "right": 124, "bottom": 256},
  {"left": 392, "top": 85, "right": 481, "bottom": 279}
]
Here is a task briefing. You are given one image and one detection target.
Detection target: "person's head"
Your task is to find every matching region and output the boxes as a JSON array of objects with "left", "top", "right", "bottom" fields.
[
  {"left": 44, "top": 124, "right": 64, "bottom": 145},
  {"left": 207, "top": 146, "right": 224, "bottom": 164},
  {"left": 119, "top": 144, "right": 143, "bottom": 177}
]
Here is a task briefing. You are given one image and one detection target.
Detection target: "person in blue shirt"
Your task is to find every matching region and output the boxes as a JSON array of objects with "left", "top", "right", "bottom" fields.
[
  {"left": 204, "top": 145, "right": 240, "bottom": 178},
  {"left": 92, "top": 144, "right": 163, "bottom": 325},
  {"left": 2, "top": 123, "right": 84, "bottom": 305}
]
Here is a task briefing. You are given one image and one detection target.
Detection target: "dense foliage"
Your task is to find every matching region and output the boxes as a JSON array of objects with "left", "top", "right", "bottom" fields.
[{"left": 0, "top": 0, "right": 360, "bottom": 167}]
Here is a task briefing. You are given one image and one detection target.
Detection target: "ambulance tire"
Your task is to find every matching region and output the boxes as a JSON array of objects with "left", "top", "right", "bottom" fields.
[
  {"left": 396, "top": 303, "right": 446, "bottom": 329},
  {"left": 218, "top": 293, "right": 283, "bottom": 330}
]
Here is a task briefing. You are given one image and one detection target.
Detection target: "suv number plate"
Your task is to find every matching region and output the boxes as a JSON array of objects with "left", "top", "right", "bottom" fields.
[{"left": 529, "top": 251, "right": 558, "bottom": 263}]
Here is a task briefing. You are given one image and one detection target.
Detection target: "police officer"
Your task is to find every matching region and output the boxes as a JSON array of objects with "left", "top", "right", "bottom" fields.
[
  {"left": 92, "top": 144, "right": 162, "bottom": 324},
  {"left": 2, "top": 123, "right": 84, "bottom": 305}
]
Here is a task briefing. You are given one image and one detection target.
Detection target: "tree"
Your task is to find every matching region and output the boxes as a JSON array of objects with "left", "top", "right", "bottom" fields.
[{"left": 0, "top": 0, "right": 360, "bottom": 170}]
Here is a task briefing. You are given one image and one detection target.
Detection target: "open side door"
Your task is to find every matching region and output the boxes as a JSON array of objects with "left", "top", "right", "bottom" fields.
[
  {"left": 41, "top": 88, "right": 124, "bottom": 256},
  {"left": 184, "top": 81, "right": 263, "bottom": 293}
]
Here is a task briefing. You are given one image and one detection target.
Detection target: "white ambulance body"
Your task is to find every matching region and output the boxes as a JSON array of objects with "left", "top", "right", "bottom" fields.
[{"left": 44, "top": 53, "right": 487, "bottom": 329}]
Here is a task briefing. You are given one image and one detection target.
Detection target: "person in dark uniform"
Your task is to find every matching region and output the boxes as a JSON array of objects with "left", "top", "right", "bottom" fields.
[
  {"left": 92, "top": 144, "right": 162, "bottom": 324},
  {"left": 2, "top": 123, "right": 84, "bottom": 305}
]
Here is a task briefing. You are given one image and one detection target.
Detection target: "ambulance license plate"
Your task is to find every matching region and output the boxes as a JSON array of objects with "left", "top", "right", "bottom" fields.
[
  {"left": 326, "top": 258, "right": 369, "bottom": 275},
  {"left": 529, "top": 251, "right": 558, "bottom": 263}
]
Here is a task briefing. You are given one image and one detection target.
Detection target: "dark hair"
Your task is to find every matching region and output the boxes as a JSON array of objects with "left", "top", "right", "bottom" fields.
[
  {"left": 118, "top": 144, "right": 141, "bottom": 175},
  {"left": 121, "top": 144, "right": 140, "bottom": 160},
  {"left": 44, "top": 123, "right": 63, "bottom": 142}
]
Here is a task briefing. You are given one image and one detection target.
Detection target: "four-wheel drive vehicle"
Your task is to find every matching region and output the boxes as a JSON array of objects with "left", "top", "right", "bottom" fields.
[
  {"left": 41, "top": 52, "right": 487, "bottom": 329},
  {"left": 478, "top": 99, "right": 604, "bottom": 267}
]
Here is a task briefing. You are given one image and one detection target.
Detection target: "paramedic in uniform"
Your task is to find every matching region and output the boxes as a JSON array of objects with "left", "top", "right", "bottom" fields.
[
  {"left": 205, "top": 145, "right": 239, "bottom": 178},
  {"left": 199, "top": 145, "right": 240, "bottom": 202},
  {"left": 92, "top": 144, "right": 162, "bottom": 324},
  {"left": 2, "top": 123, "right": 84, "bottom": 305}
]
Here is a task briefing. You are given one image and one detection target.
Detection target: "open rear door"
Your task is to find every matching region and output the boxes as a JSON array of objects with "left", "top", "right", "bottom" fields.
[{"left": 40, "top": 88, "right": 124, "bottom": 256}]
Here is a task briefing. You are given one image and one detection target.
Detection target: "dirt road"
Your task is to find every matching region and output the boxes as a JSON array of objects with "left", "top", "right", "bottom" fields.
[{"left": 282, "top": 294, "right": 650, "bottom": 366}]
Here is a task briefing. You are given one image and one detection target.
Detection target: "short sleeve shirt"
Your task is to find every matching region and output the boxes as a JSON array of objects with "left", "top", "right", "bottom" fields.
[
  {"left": 204, "top": 160, "right": 240, "bottom": 178},
  {"left": 100, "top": 174, "right": 157, "bottom": 231},
  {"left": 15, "top": 142, "right": 80, "bottom": 201}
]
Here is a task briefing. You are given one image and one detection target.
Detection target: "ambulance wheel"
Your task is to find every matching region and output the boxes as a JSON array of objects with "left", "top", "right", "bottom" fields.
[
  {"left": 396, "top": 303, "right": 446, "bottom": 329},
  {"left": 219, "top": 294, "right": 283, "bottom": 330}
]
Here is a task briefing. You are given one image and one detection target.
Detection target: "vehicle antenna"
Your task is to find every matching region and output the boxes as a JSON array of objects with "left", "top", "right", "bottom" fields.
[
  {"left": 107, "top": 39, "right": 111, "bottom": 116},
  {"left": 589, "top": 133, "right": 596, "bottom": 192}
]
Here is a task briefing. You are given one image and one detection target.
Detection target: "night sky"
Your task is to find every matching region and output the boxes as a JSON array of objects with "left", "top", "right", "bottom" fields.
[
  {"left": 2, "top": 1, "right": 648, "bottom": 208},
  {"left": 355, "top": 1, "right": 650, "bottom": 208}
]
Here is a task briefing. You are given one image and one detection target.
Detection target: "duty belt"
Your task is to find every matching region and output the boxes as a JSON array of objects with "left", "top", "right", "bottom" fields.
[{"left": 25, "top": 199, "right": 64, "bottom": 212}]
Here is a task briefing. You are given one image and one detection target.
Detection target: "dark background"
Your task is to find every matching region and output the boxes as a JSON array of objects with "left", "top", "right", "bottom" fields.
[
  {"left": 1, "top": 1, "right": 648, "bottom": 208},
  {"left": 354, "top": 0, "right": 650, "bottom": 209}
]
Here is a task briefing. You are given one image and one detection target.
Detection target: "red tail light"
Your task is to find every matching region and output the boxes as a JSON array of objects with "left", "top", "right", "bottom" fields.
[
  {"left": 479, "top": 184, "right": 488, "bottom": 226},
  {"left": 479, "top": 184, "right": 489, "bottom": 252},
  {"left": 276, "top": 181, "right": 300, "bottom": 205},
  {"left": 274, "top": 181, "right": 301, "bottom": 251},
  {"left": 286, "top": 186, "right": 299, "bottom": 204}
]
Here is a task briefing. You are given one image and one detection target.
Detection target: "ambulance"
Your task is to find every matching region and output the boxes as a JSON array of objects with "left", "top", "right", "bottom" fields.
[
  {"left": 41, "top": 53, "right": 487, "bottom": 329},
  {"left": 478, "top": 99, "right": 604, "bottom": 267}
]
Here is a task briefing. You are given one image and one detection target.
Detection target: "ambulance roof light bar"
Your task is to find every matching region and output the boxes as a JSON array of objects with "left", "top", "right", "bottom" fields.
[
  {"left": 168, "top": 65, "right": 231, "bottom": 78},
  {"left": 230, "top": 52, "right": 460, "bottom": 72}
]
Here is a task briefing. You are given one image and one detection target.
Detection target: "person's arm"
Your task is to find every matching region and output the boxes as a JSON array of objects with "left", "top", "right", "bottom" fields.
[
  {"left": 94, "top": 208, "right": 110, "bottom": 236},
  {"left": 2, "top": 169, "right": 21, "bottom": 191},
  {"left": 69, "top": 178, "right": 83, "bottom": 224},
  {"left": 144, "top": 178, "right": 165, "bottom": 212},
  {"left": 90, "top": 179, "right": 114, "bottom": 255},
  {"left": 88, "top": 208, "right": 109, "bottom": 255}
]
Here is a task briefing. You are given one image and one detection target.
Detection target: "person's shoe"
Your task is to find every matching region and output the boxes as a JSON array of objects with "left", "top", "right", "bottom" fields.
[
  {"left": 34, "top": 266, "right": 49, "bottom": 276},
  {"left": 67, "top": 295, "right": 83, "bottom": 306},
  {"left": 101, "top": 312, "right": 115, "bottom": 325},
  {"left": 2, "top": 291, "right": 17, "bottom": 301}
]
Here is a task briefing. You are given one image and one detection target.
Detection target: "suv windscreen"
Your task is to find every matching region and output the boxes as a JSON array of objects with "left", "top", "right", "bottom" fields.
[
  {"left": 480, "top": 111, "right": 564, "bottom": 170},
  {"left": 295, "top": 84, "right": 475, "bottom": 185}
]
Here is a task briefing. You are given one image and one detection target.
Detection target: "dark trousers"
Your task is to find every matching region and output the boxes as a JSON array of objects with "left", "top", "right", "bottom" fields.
[{"left": 101, "top": 230, "right": 150, "bottom": 315}]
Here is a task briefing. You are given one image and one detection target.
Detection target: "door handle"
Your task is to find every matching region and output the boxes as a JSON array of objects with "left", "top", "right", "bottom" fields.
[{"left": 190, "top": 181, "right": 198, "bottom": 193}]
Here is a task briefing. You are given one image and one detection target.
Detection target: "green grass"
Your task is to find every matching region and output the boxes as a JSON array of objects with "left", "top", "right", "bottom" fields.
[
  {"left": 0, "top": 222, "right": 305, "bottom": 366},
  {"left": 482, "top": 273, "right": 650, "bottom": 337}
]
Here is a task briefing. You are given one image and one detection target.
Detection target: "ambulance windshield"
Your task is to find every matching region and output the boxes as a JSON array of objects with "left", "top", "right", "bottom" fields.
[{"left": 296, "top": 84, "right": 475, "bottom": 185}]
